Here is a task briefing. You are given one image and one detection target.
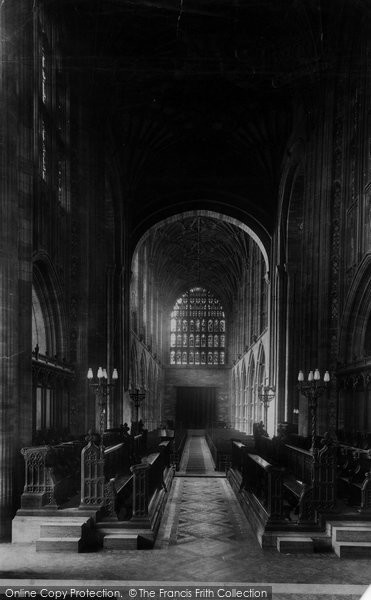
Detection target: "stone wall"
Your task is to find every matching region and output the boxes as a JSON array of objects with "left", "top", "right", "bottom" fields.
[
  {"left": 163, "top": 367, "right": 230, "bottom": 426},
  {"left": 0, "top": 0, "right": 34, "bottom": 541}
]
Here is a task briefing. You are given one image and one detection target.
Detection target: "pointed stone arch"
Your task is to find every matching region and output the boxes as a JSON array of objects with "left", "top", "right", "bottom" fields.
[
  {"left": 231, "top": 369, "right": 239, "bottom": 430},
  {"left": 336, "top": 255, "right": 371, "bottom": 435},
  {"left": 257, "top": 344, "right": 266, "bottom": 389},
  {"left": 129, "top": 341, "right": 139, "bottom": 389},
  {"left": 31, "top": 256, "right": 73, "bottom": 439},
  {"left": 146, "top": 360, "right": 157, "bottom": 429},
  {"left": 275, "top": 159, "right": 305, "bottom": 425},
  {"left": 134, "top": 209, "right": 269, "bottom": 276},
  {"left": 140, "top": 351, "right": 147, "bottom": 389},
  {"left": 240, "top": 360, "right": 247, "bottom": 432},
  {"left": 247, "top": 353, "right": 256, "bottom": 434},
  {"left": 339, "top": 254, "right": 371, "bottom": 364},
  {"left": 33, "top": 256, "right": 67, "bottom": 358}
]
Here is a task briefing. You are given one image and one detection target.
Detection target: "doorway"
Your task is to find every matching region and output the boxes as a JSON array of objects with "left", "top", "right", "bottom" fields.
[{"left": 175, "top": 387, "right": 216, "bottom": 428}]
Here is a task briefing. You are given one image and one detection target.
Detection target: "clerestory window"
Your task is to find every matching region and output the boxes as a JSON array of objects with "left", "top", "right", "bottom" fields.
[{"left": 170, "top": 287, "right": 225, "bottom": 366}]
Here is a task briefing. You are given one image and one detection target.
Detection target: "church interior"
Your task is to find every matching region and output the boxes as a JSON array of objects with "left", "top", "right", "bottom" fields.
[{"left": 1, "top": 0, "right": 371, "bottom": 597}]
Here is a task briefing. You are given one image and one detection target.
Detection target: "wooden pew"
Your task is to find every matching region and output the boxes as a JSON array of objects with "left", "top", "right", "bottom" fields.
[
  {"left": 170, "top": 430, "right": 187, "bottom": 470},
  {"left": 80, "top": 437, "right": 135, "bottom": 517},
  {"left": 20, "top": 441, "right": 84, "bottom": 509},
  {"left": 349, "top": 451, "right": 371, "bottom": 510},
  {"left": 228, "top": 440, "right": 286, "bottom": 545},
  {"left": 337, "top": 445, "right": 359, "bottom": 498},
  {"left": 130, "top": 440, "right": 175, "bottom": 536},
  {"left": 98, "top": 438, "right": 173, "bottom": 521},
  {"left": 206, "top": 427, "right": 254, "bottom": 471},
  {"left": 337, "top": 444, "right": 371, "bottom": 511},
  {"left": 103, "top": 441, "right": 134, "bottom": 517},
  {"left": 280, "top": 445, "right": 314, "bottom": 522},
  {"left": 79, "top": 435, "right": 175, "bottom": 526},
  {"left": 248, "top": 435, "right": 337, "bottom": 522},
  {"left": 205, "top": 433, "right": 230, "bottom": 470},
  {"left": 243, "top": 452, "right": 285, "bottom": 519}
]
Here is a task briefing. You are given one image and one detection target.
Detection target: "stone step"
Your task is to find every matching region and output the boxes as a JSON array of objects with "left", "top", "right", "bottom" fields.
[
  {"left": 36, "top": 537, "right": 83, "bottom": 553},
  {"left": 332, "top": 526, "right": 371, "bottom": 543},
  {"left": 275, "top": 530, "right": 331, "bottom": 550},
  {"left": 175, "top": 472, "right": 226, "bottom": 478},
  {"left": 97, "top": 526, "right": 152, "bottom": 537},
  {"left": 40, "top": 520, "right": 92, "bottom": 538},
  {"left": 272, "top": 529, "right": 329, "bottom": 538},
  {"left": 16, "top": 508, "right": 99, "bottom": 519},
  {"left": 277, "top": 536, "right": 314, "bottom": 553},
  {"left": 333, "top": 541, "right": 371, "bottom": 558},
  {"left": 268, "top": 529, "right": 333, "bottom": 553},
  {"left": 96, "top": 520, "right": 151, "bottom": 531},
  {"left": 103, "top": 533, "right": 139, "bottom": 549},
  {"left": 13, "top": 512, "right": 98, "bottom": 544},
  {"left": 326, "top": 519, "right": 371, "bottom": 536}
]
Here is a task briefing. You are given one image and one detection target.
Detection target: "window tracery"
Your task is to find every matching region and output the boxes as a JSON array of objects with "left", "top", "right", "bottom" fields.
[{"left": 170, "top": 287, "right": 226, "bottom": 365}]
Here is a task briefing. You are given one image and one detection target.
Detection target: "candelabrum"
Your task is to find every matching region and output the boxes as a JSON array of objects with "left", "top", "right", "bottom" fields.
[
  {"left": 258, "top": 385, "right": 275, "bottom": 430},
  {"left": 87, "top": 367, "right": 118, "bottom": 454},
  {"left": 129, "top": 387, "right": 146, "bottom": 436},
  {"left": 297, "top": 368, "right": 330, "bottom": 453}
]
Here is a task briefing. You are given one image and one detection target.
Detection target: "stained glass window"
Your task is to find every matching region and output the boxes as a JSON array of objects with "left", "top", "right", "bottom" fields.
[{"left": 170, "top": 288, "right": 226, "bottom": 365}]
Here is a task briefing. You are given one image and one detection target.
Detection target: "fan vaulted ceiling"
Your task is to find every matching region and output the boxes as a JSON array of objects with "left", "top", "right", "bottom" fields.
[{"left": 139, "top": 214, "right": 259, "bottom": 312}]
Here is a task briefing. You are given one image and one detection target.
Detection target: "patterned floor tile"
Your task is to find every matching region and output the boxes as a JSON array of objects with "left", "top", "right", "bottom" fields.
[{"left": 157, "top": 436, "right": 256, "bottom": 550}]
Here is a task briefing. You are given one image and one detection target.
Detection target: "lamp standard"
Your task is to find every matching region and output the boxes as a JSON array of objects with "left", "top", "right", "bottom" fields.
[
  {"left": 297, "top": 369, "right": 330, "bottom": 452},
  {"left": 258, "top": 385, "right": 275, "bottom": 430},
  {"left": 87, "top": 367, "right": 118, "bottom": 454},
  {"left": 129, "top": 387, "right": 146, "bottom": 435}
]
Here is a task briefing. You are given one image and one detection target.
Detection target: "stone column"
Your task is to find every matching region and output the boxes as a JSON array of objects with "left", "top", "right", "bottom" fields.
[
  {"left": 0, "top": 0, "right": 33, "bottom": 540},
  {"left": 274, "top": 264, "right": 288, "bottom": 426},
  {"left": 0, "top": 259, "right": 18, "bottom": 540},
  {"left": 106, "top": 265, "right": 115, "bottom": 428}
]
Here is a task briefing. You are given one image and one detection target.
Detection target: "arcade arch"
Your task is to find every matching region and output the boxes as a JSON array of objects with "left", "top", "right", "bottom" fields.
[{"left": 129, "top": 210, "right": 272, "bottom": 433}]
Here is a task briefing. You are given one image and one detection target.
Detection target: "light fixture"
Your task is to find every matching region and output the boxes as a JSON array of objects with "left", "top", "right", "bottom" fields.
[
  {"left": 129, "top": 387, "right": 146, "bottom": 436},
  {"left": 297, "top": 369, "right": 330, "bottom": 452},
  {"left": 258, "top": 384, "right": 276, "bottom": 430},
  {"left": 87, "top": 367, "right": 118, "bottom": 454}
]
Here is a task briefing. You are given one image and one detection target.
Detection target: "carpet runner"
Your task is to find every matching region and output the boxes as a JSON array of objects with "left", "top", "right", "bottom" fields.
[
  {"left": 153, "top": 435, "right": 369, "bottom": 598},
  {"left": 179, "top": 434, "right": 216, "bottom": 474}
]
